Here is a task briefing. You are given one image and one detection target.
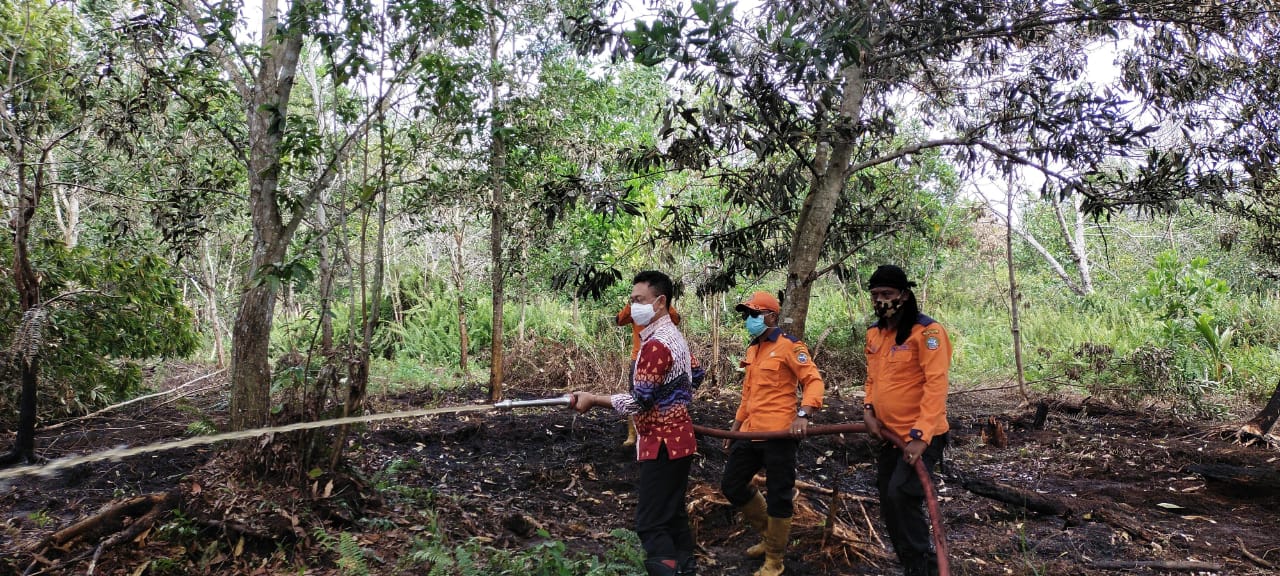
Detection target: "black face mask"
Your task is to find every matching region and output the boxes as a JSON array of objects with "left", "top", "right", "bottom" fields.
[{"left": 873, "top": 297, "right": 903, "bottom": 319}]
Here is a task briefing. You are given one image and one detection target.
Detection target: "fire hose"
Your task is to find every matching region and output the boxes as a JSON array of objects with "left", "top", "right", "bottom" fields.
[
  {"left": 0, "top": 393, "right": 947, "bottom": 574},
  {"left": 690, "top": 422, "right": 949, "bottom": 576},
  {"left": 495, "top": 396, "right": 950, "bottom": 575}
]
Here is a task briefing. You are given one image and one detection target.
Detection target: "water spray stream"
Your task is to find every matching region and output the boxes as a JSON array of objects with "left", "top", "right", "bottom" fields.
[
  {"left": 1, "top": 394, "right": 949, "bottom": 575},
  {"left": 0, "top": 404, "right": 495, "bottom": 482}
]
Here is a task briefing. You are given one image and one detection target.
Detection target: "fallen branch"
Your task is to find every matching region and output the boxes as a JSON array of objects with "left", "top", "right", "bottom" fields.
[
  {"left": 42, "top": 492, "right": 175, "bottom": 550},
  {"left": 1087, "top": 560, "right": 1221, "bottom": 571},
  {"left": 196, "top": 517, "right": 287, "bottom": 542},
  {"left": 954, "top": 472, "right": 1151, "bottom": 540},
  {"left": 858, "top": 499, "right": 885, "bottom": 550},
  {"left": 1237, "top": 536, "right": 1275, "bottom": 569},
  {"left": 150, "top": 382, "right": 226, "bottom": 411},
  {"left": 821, "top": 483, "right": 840, "bottom": 548},
  {"left": 85, "top": 499, "right": 168, "bottom": 576},
  {"left": 41, "top": 370, "right": 225, "bottom": 432},
  {"left": 1187, "top": 463, "right": 1280, "bottom": 492},
  {"left": 25, "top": 492, "right": 176, "bottom": 576},
  {"left": 793, "top": 478, "right": 874, "bottom": 501},
  {"left": 1042, "top": 397, "right": 1124, "bottom": 418}
]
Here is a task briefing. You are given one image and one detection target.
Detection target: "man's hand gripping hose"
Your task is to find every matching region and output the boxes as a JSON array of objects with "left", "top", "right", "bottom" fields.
[
  {"left": 691, "top": 422, "right": 950, "bottom": 576},
  {"left": 495, "top": 396, "right": 949, "bottom": 576}
]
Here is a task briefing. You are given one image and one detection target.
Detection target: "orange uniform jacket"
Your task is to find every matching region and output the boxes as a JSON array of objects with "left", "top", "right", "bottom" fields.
[
  {"left": 736, "top": 329, "right": 825, "bottom": 433},
  {"left": 864, "top": 315, "right": 951, "bottom": 444},
  {"left": 618, "top": 304, "right": 681, "bottom": 360}
]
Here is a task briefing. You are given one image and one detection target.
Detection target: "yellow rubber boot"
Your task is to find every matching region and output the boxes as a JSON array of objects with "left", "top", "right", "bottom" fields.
[
  {"left": 622, "top": 416, "right": 638, "bottom": 447},
  {"left": 740, "top": 491, "right": 769, "bottom": 557},
  {"left": 753, "top": 516, "right": 791, "bottom": 576}
]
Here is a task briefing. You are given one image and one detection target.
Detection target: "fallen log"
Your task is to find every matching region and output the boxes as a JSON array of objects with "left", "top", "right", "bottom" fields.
[
  {"left": 42, "top": 492, "right": 176, "bottom": 550},
  {"left": 1187, "top": 463, "right": 1280, "bottom": 492},
  {"left": 954, "top": 473, "right": 1150, "bottom": 540},
  {"left": 1042, "top": 397, "right": 1123, "bottom": 418},
  {"left": 25, "top": 492, "right": 177, "bottom": 576},
  {"left": 956, "top": 474, "right": 1075, "bottom": 518},
  {"left": 85, "top": 498, "right": 171, "bottom": 575}
]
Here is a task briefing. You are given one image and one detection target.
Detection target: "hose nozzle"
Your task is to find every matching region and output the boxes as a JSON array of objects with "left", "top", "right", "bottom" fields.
[{"left": 492, "top": 395, "right": 573, "bottom": 410}]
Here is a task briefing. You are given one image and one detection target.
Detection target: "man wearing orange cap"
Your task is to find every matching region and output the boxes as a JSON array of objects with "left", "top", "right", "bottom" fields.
[
  {"left": 862, "top": 264, "right": 950, "bottom": 576},
  {"left": 721, "top": 290, "right": 825, "bottom": 576}
]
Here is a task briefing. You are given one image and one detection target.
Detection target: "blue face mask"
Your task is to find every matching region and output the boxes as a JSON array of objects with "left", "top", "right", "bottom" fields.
[{"left": 745, "top": 314, "right": 767, "bottom": 338}]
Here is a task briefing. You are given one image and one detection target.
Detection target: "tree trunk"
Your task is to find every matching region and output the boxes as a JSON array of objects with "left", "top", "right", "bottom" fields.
[
  {"left": 317, "top": 216, "right": 335, "bottom": 355},
  {"left": 356, "top": 180, "right": 389, "bottom": 414},
  {"left": 1006, "top": 183, "right": 1028, "bottom": 402},
  {"left": 780, "top": 62, "right": 867, "bottom": 339},
  {"left": 1050, "top": 193, "right": 1093, "bottom": 294},
  {"left": 486, "top": 0, "right": 506, "bottom": 402},
  {"left": 1011, "top": 224, "right": 1086, "bottom": 295},
  {"left": 227, "top": 0, "right": 304, "bottom": 430},
  {"left": 228, "top": 272, "right": 280, "bottom": 430},
  {"left": 1241, "top": 378, "right": 1280, "bottom": 437},
  {"left": 2, "top": 152, "right": 45, "bottom": 466},
  {"left": 51, "top": 166, "right": 80, "bottom": 249},
  {"left": 450, "top": 207, "right": 469, "bottom": 374},
  {"left": 228, "top": 128, "right": 290, "bottom": 429},
  {"left": 190, "top": 247, "right": 226, "bottom": 368},
  {"left": 710, "top": 292, "right": 721, "bottom": 387},
  {"left": 330, "top": 183, "right": 387, "bottom": 469},
  {"left": 955, "top": 472, "right": 1149, "bottom": 539},
  {"left": 1071, "top": 196, "right": 1093, "bottom": 294}
]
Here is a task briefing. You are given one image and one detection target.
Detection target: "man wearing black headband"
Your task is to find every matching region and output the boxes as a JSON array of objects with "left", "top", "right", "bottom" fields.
[{"left": 862, "top": 264, "right": 951, "bottom": 576}]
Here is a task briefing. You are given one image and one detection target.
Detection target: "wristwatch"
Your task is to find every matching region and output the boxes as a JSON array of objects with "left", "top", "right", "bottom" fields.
[{"left": 796, "top": 409, "right": 811, "bottom": 419}]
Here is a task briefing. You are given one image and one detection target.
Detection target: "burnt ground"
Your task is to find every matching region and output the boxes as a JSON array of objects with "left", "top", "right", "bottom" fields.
[{"left": 2, "top": 361, "right": 1279, "bottom": 576}]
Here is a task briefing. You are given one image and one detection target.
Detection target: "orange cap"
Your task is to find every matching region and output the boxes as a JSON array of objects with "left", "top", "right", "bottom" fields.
[{"left": 735, "top": 290, "right": 781, "bottom": 314}]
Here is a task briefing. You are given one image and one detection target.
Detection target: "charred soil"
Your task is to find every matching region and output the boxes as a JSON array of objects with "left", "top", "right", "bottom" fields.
[{"left": 2, "top": 362, "right": 1279, "bottom": 575}]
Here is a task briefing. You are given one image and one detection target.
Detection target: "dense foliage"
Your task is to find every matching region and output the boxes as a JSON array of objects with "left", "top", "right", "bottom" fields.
[{"left": 1, "top": 0, "right": 1277, "bottom": 443}]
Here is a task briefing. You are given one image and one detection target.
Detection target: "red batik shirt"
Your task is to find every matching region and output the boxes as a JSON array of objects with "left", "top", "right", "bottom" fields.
[{"left": 609, "top": 314, "right": 696, "bottom": 461}]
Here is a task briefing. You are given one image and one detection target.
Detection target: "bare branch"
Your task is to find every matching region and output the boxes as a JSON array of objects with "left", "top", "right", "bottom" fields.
[{"left": 810, "top": 224, "right": 904, "bottom": 281}]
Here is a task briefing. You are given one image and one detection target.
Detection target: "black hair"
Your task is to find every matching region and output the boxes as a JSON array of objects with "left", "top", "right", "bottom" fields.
[{"left": 633, "top": 270, "right": 674, "bottom": 302}]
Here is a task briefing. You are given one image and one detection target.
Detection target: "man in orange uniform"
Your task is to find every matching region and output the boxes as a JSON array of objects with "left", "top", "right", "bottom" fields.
[
  {"left": 861, "top": 264, "right": 950, "bottom": 576},
  {"left": 721, "top": 291, "right": 825, "bottom": 576},
  {"left": 617, "top": 302, "right": 681, "bottom": 447}
]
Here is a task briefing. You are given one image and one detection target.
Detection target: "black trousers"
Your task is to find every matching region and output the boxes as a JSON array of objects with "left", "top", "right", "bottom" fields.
[
  {"left": 877, "top": 433, "right": 948, "bottom": 573},
  {"left": 720, "top": 439, "right": 799, "bottom": 518},
  {"left": 636, "top": 443, "right": 694, "bottom": 562}
]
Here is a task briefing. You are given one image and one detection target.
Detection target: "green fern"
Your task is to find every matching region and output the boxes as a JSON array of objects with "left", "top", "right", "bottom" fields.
[{"left": 335, "top": 532, "right": 368, "bottom": 576}]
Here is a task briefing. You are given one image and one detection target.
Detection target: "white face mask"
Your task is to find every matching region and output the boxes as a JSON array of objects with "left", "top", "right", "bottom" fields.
[{"left": 631, "top": 302, "right": 656, "bottom": 326}]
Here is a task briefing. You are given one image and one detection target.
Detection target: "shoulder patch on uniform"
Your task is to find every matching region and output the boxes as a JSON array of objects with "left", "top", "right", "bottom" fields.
[
  {"left": 926, "top": 337, "right": 940, "bottom": 350},
  {"left": 921, "top": 328, "right": 940, "bottom": 337},
  {"left": 796, "top": 351, "right": 809, "bottom": 364}
]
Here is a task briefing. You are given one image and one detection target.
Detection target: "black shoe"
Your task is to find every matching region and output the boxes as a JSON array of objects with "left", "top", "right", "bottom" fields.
[
  {"left": 644, "top": 557, "right": 678, "bottom": 576},
  {"left": 902, "top": 553, "right": 938, "bottom": 576},
  {"left": 676, "top": 554, "right": 697, "bottom": 576}
]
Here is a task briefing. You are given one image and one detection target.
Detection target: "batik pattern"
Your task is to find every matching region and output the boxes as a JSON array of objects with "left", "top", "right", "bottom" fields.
[{"left": 610, "top": 314, "right": 696, "bottom": 461}]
